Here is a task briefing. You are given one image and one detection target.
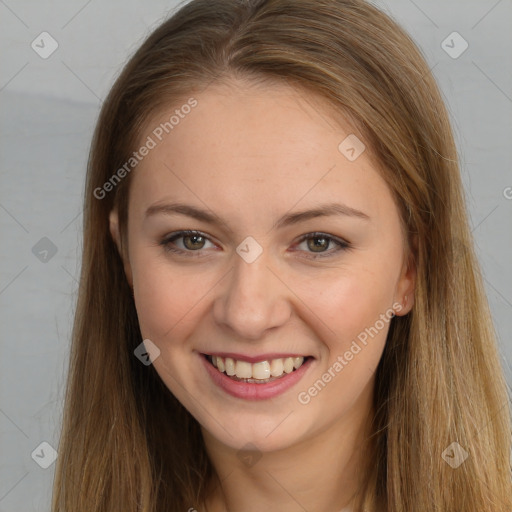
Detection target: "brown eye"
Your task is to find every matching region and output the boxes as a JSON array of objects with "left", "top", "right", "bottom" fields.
[
  {"left": 295, "top": 232, "right": 350, "bottom": 259},
  {"left": 182, "top": 234, "right": 206, "bottom": 250},
  {"left": 307, "top": 236, "right": 330, "bottom": 253},
  {"left": 160, "top": 230, "right": 215, "bottom": 256}
]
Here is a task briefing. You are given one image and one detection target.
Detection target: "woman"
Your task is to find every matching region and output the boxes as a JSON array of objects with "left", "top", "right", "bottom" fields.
[{"left": 51, "top": 0, "right": 512, "bottom": 510}]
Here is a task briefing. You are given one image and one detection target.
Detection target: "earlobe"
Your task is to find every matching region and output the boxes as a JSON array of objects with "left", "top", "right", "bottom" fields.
[
  {"left": 109, "top": 209, "right": 133, "bottom": 288},
  {"left": 394, "top": 242, "right": 417, "bottom": 316},
  {"left": 109, "top": 209, "right": 121, "bottom": 252}
]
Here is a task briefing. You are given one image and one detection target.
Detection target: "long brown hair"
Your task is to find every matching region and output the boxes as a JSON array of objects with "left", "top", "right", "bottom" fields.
[{"left": 52, "top": 0, "right": 512, "bottom": 510}]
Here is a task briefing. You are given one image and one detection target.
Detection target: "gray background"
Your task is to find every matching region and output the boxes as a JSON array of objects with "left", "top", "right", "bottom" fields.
[{"left": 1, "top": 1, "right": 511, "bottom": 510}]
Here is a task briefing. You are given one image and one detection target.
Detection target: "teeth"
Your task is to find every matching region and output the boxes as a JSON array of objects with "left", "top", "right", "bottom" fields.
[
  {"left": 269, "top": 358, "right": 283, "bottom": 377},
  {"left": 252, "top": 361, "right": 271, "bottom": 380},
  {"left": 283, "top": 357, "right": 294, "bottom": 373},
  {"left": 235, "top": 360, "right": 252, "bottom": 379},
  {"left": 293, "top": 356, "right": 304, "bottom": 369},
  {"left": 209, "top": 355, "right": 307, "bottom": 380},
  {"left": 225, "top": 357, "right": 236, "bottom": 376}
]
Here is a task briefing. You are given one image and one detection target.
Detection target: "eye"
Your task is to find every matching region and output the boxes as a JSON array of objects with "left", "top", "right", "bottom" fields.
[
  {"left": 160, "top": 230, "right": 351, "bottom": 259},
  {"left": 294, "top": 232, "right": 350, "bottom": 259},
  {"left": 160, "top": 230, "right": 216, "bottom": 257}
]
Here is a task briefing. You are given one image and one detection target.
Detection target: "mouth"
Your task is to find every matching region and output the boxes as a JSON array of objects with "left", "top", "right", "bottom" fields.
[{"left": 203, "top": 353, "right": 312, "bottom": 384}]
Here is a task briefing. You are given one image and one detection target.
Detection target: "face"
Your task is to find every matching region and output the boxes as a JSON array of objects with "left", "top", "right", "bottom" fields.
[{"left": 110, "top": 79, "right": 415, "bottom": 453}]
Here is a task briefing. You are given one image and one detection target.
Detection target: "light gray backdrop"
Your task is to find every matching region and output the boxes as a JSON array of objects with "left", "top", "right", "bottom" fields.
[{"left": 1, "top": 1, "right": 511, "bottom": 510}]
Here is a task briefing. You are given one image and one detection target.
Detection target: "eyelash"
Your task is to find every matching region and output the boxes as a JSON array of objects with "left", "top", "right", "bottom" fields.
[{"left": 159, "top": 230, "right": 351, "bottom": 260}]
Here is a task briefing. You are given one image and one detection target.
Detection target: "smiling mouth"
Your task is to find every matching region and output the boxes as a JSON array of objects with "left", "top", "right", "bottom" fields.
[{"left": 204, "top": 354, "right": 311, "bottom": 384}]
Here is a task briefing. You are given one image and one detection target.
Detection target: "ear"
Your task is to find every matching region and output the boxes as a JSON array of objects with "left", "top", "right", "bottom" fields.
[
  {"left": 109, "top": 209, "right": 133, "bottom": 288},
  {"left": 393, "top": 235, "right": 417, "bottom": 316}
]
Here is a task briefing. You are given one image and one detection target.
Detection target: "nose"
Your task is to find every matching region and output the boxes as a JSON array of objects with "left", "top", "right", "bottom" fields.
[{"left": 212, "top": 248, "right": 292, "bottom": 340}]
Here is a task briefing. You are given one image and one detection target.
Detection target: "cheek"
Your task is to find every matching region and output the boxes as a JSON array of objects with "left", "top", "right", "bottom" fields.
[
  {"left": 130, "top": 254, "right": 198, "bottom": 340},
  {"left": 298, "top": 271, "right": 392, "bottom": 408},
  {"left": 296, "top": 264, "right": 396, "bottom": 345}
]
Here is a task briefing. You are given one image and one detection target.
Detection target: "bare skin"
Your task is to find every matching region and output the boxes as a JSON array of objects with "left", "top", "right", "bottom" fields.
[{"left": 110, "top": 78, "right": 415, "bottom": 512}]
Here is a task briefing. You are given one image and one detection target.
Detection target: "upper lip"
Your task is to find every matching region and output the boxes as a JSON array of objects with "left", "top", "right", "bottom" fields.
[{"left": 202, "top": 352, "right": 311, "bottom": 363}]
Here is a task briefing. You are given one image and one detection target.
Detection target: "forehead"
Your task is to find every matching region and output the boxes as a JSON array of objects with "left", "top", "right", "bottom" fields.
[{"left": 128, "top": 79, "right": 394, "bottom": 225}]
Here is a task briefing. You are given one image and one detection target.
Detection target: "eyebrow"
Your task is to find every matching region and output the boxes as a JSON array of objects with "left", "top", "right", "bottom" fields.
[{"left": 144, "top": 201, "right": 370, "bottom": 230}]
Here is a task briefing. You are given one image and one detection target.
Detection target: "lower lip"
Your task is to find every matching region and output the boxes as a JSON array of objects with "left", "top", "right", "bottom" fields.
[{"left": 200, "top": 354, "right": 313, "bottom": 401}]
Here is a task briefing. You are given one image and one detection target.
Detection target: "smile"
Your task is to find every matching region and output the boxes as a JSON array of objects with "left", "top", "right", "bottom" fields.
[
  {"left": 206, "top": 354, "right": 308, "bottom": 383},
  {"left": 201, "top": 353, "right": 314, "bottom": 400}
]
